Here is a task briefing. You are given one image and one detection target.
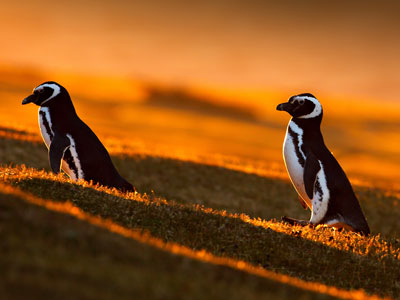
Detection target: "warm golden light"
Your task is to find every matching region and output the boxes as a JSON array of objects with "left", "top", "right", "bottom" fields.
[
  {"left": 1, "top": 2, "right": 400, "bottom": 297},
  {"left": 0, "top": 181, "right": 393, "bottom": 300}
]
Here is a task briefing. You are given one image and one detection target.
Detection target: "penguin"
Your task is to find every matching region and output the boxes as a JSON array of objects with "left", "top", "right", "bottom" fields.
[
  {"left": 22, "top": 81, "right": 135, "bottom": 193},
  {"left": 276, "top": 93, "right": 370, "bottom": 235}
]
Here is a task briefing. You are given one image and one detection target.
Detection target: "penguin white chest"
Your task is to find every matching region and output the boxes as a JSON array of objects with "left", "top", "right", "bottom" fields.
[
  {"left": 282, "top": 121, "right": 330, "bottom": 223},
  {"left": 283, "top": 122, "right": 310, "bottom": 205},
  {"left": 38, "top": 107, "right": 53, "bottom": 148},
  {"left": 38, "top": 107, "right": 83, "bottom": 181}
]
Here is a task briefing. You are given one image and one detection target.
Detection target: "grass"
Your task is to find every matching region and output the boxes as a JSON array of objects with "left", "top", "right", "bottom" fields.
[
  {"left": 1, "top": 134, "right": 400, "bottom": 299},
  {"left": 2, "top": 188, "right": 342, "bottom": 300},
  {"left": 1, "top": 70, "right": 400, "bottom": 299},
  {"left": 2, "top": 134, "right": 400, "bottom": 239}
]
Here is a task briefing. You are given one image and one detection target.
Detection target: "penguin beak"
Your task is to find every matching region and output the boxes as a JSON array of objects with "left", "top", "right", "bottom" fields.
[
  {"left": 22, "top": 94, "right": 37, "bottom": 105},
  {"left": 276, "top": 102, "right": 292, "bottom": 112}
]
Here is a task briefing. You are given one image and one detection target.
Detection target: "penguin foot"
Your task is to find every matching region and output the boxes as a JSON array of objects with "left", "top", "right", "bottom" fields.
[{"left": 281, "top": 216, "right": 311, "bottom": 227}]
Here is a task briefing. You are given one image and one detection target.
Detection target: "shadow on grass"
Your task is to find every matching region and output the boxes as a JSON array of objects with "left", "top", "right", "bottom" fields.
[
  {"left": 113, "top": 154, "right": 302, "bottom": 220},
  {"left": 6, "top": 176, "right": 400, "bottom": 299}
]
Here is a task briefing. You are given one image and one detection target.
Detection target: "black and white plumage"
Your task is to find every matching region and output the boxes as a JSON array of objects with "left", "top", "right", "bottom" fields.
[
  {"left": 276, "top": 93, "right": 370, "bottom": 235},
  {"left": 22, "top": 81, "right": 135, "bottom": 192}
]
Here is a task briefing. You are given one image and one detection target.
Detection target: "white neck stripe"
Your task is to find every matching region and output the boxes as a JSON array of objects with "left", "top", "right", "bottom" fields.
[
  {"left": 289, "top": 120, "right": 303, "bottom": 135},
  {"left": 297, "top": 96, "right": 322, "bottom": 119},
  {"left": 35, "top": 83, "right": 61, "bottom": 105}
]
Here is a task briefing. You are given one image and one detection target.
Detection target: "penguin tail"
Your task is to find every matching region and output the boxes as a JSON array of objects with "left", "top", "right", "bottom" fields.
[
  {"left": 347, "top": 214, "right": 370, "bottom": 236},
  {"left": 119, "top": 178, "right": 136, "bottom": 193},
  {"left": 336, "top": 217, "right": 370, "bottom": 236},
  {"left": 354, "top": 223, "right": 370, "bottom": 236}
]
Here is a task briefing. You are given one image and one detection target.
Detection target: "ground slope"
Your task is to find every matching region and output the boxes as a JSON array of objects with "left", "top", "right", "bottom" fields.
[{"left": 1, "top": 131, "right": 400, "bottom": 300}]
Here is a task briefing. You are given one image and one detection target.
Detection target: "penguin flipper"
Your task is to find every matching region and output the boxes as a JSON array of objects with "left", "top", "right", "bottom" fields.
[
  {"left": 49, "top": 133, "right": 70, "bottom": 174},
  {"left": 304, "top": 152, "right": 321, "bottom": 199},
  {"left": 299, "top": 196, "right": 308, "bottom": 209}
]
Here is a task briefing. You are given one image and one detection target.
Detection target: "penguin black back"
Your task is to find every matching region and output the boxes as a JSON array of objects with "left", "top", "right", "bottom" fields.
[
  {"left": 277, "top": 93, "right": 370, "bottom": 235},
  {"left": 22, "top": 81, "right": 135, "bottom": 193}
]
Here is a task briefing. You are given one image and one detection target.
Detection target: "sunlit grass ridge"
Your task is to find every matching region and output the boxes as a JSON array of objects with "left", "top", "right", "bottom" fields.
[{"left": 1, "top": 165, "right": 399, "bottom": 261}]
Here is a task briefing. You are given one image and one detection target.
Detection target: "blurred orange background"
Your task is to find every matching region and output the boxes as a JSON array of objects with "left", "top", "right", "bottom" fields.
[
  {"left": 1, "top": 0, "right": 400, "bottom": 188},
  {"left": 1, "top": 0, "right": 400, "bottom": 101}
]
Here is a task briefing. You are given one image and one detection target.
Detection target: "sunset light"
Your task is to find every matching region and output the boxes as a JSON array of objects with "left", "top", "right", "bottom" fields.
[{"left": 1, "top": 0, "right": 400, "bottom": 299}]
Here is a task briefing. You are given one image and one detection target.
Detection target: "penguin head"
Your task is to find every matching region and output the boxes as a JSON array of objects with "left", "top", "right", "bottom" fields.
[
  {"left": 276, "top": 93, "right": 322, "bottom": 119},
  {"left": 22, "top": 81, "right": 65, "bottom": 107}
]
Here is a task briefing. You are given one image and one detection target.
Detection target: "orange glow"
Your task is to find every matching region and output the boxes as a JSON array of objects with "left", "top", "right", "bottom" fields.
[
  {"left": 1, "top": 2, "right": 400, "bottom": 102},
  {"left": 3, "top": 112, "right": 400, "bottom": 193},
  {"left": 1, "top": 3, "right": 400, "bottom": 298},
  {"left": 1, "top": 2, "right": 400, "bottom": 193},
  {"left": 0, "top": 182, "right": 393, "bottom": 300},
  {"left": 3, "top": 65, "right": 400, "bottom": 193}
]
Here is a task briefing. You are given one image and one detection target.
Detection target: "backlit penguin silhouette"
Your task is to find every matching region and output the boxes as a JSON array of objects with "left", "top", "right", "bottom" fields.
[
  {"left": 22, "top": 81, "right": 135, "bottom": 192},
  {"left": 277, "top": 93, "right": 369, "bottom": 235}
]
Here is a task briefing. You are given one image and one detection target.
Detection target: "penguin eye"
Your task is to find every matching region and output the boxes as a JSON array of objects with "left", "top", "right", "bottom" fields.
[
  {"left": 298, "top": 99, "right": 305, "bottom": 105},
  {"left": 35, "top": 87, "right": 44, "bottom": 94}
]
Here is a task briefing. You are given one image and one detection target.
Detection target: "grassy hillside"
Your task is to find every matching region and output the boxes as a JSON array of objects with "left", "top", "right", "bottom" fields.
[
  {"left": 1, "top": 71, "right": 400, "bottom": 299},
  {"left": 2, "top": 185, "right": 344, "bottom": 300},
  {"left": 1, "top": 129, "right": 400, "bottom": 300}
]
